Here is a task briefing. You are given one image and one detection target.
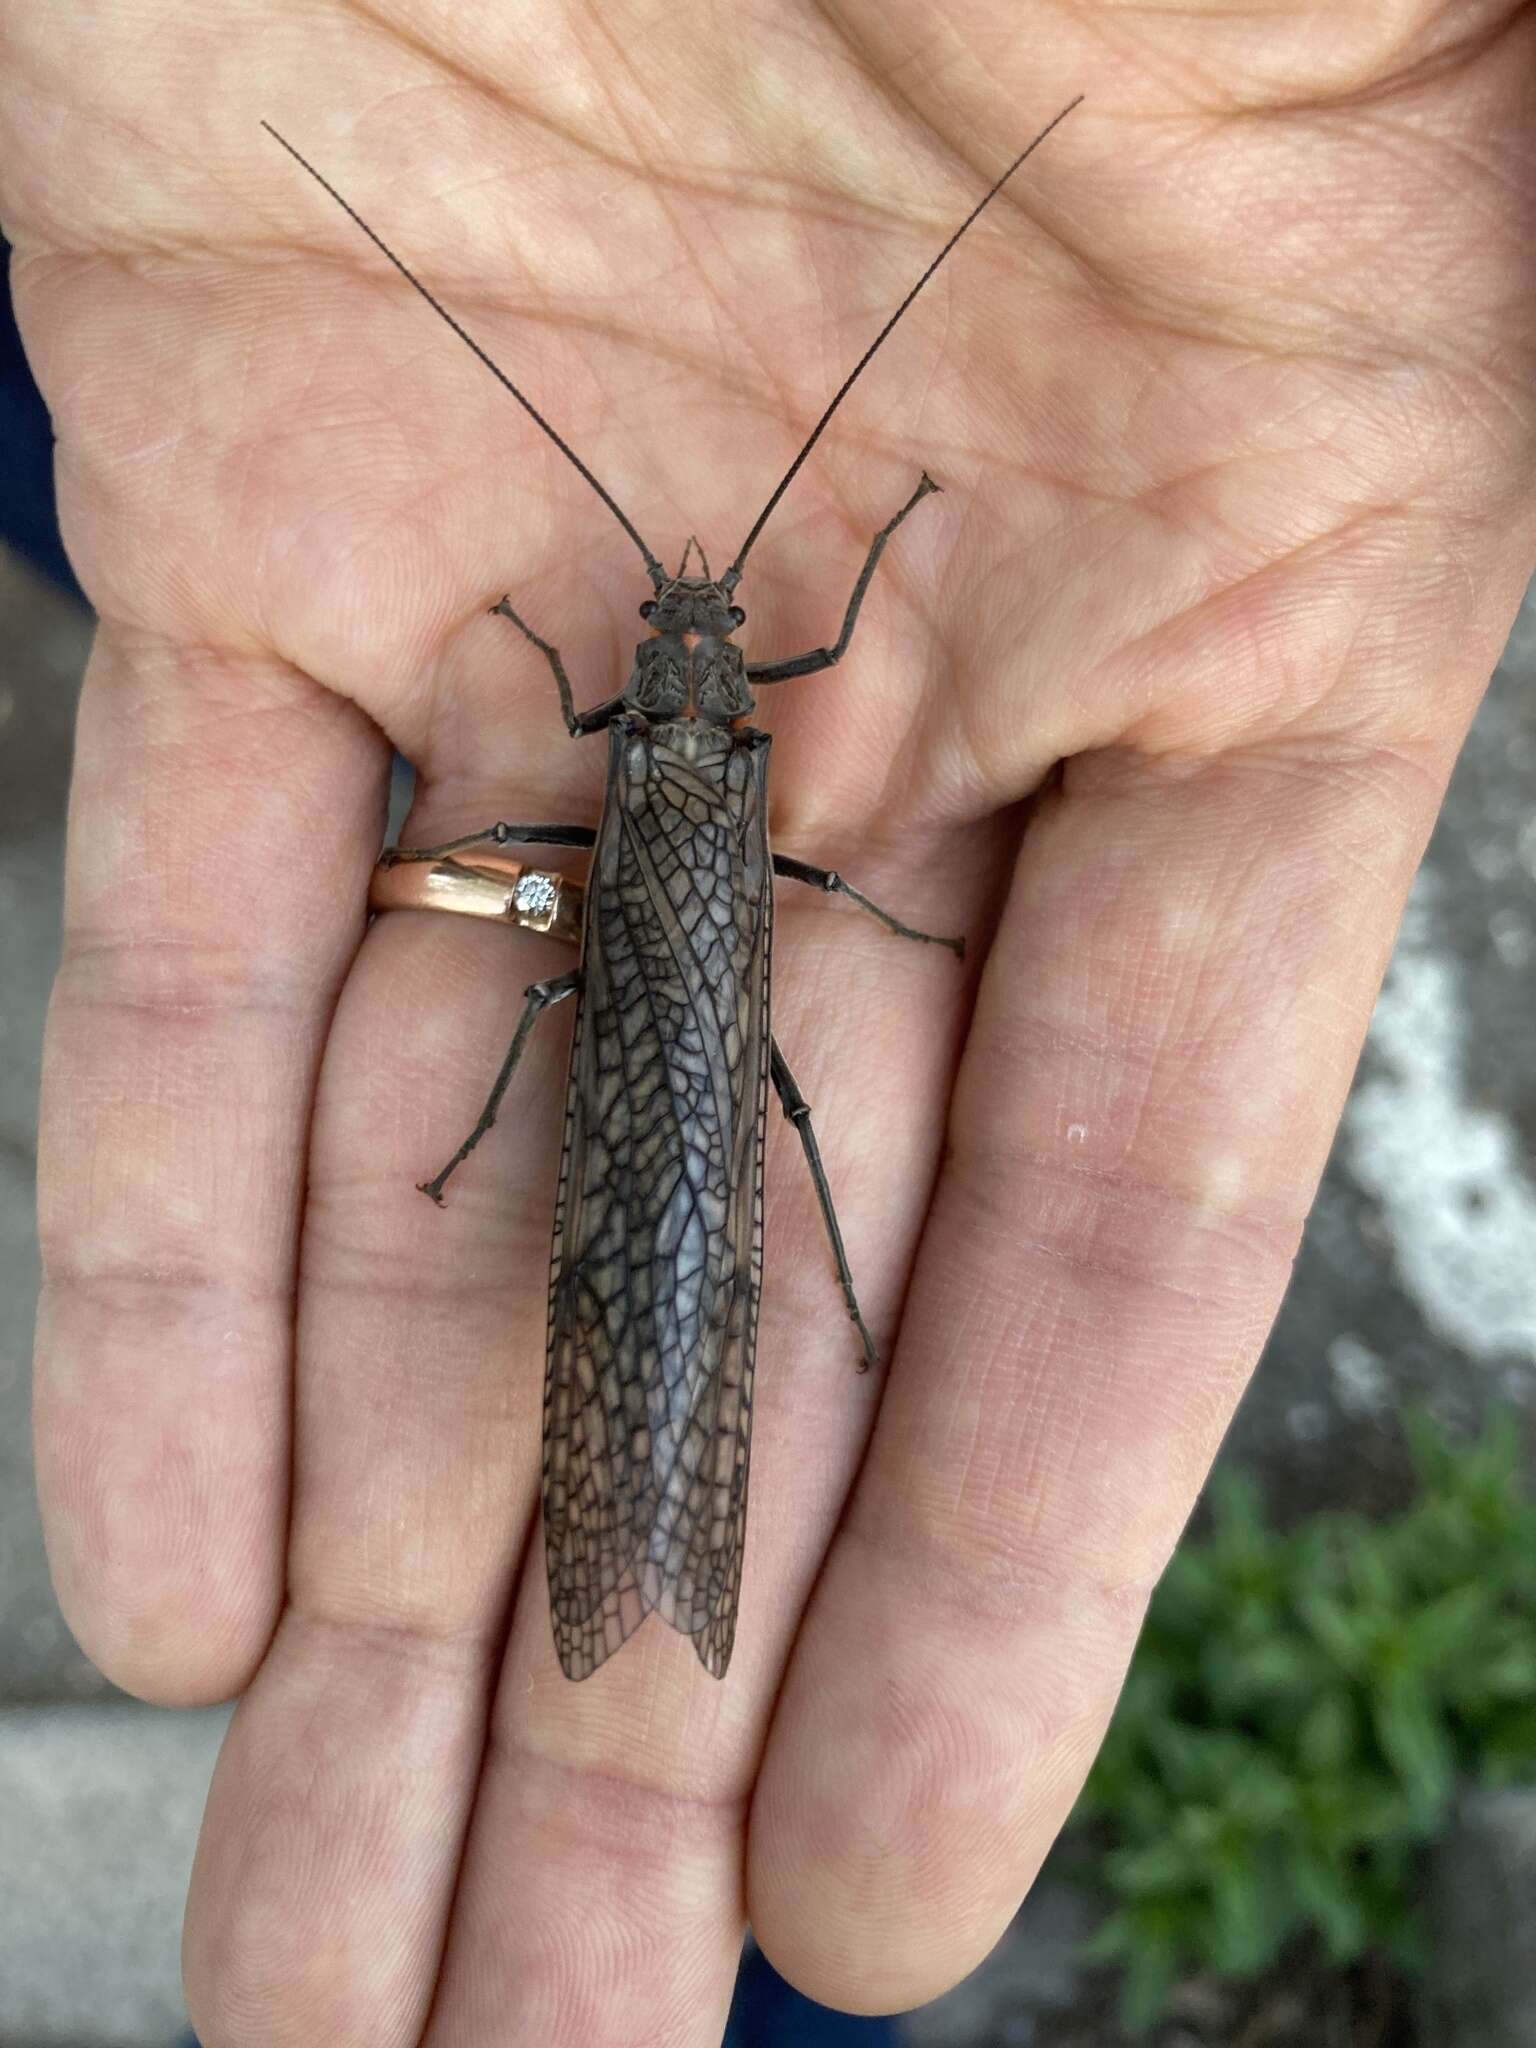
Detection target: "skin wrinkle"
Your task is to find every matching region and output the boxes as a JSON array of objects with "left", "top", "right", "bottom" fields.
[
  {"left": 1092, "top": 517, "right": 1434, "bottom": 735},
  {"left": 486, "top": 1720, "right": 753, "bottom": 1826},
  {"left": 1007, "top": 1224, "right": 1292, "bottom": 1311},
  {"left": 808, "top": 0, "right": 1091, "bottom": 246},
  {"left": 298, "top": 1202, "right": 551, "bottom": 1279},
  {"left": 1364, "top": 107, "right": 1535, "bottom": 230},
  {"left": 48, "top": 978, "right": 318, "bottom": 1023},
  {"left": 290, "top": 1263, "right": 531, "bottom": 1310},
  {"left": 50, "top": 887, "right": 351, "bottom": 989},
  {"left": 985, "top": 107, "right": 1495, "bottom": 368},
  {"left": 938, "top": 488, "right": 1467, "bottom": 808},
  {"left": 283, "top": 1487, "right": 537, "bottom": 1654},
  {"left": 87, "top": 625, "right": 329, "bottom": 703},
  {"left": 1065, "top": 722, "right": 1453, "bottom": 807},
  {"left": 334, "top": 0, "right": 1023, "bottom": 284},
  {"left": 837, "top": 1508, "right": 1160, "bottom": 1636},
  {"left": 283, "top": 1602, "right": 506, "bottom": 1669},
  {"left": 39, "top": 1264, "right": 294, "bottom": 1312},
  {"left": 303, "top": 1130, "right": 564, "bottom": 1215},
  {"left": 942, "top": 1153, "right": 1304, "bottom": 1342},
  {"left": 955, "top": 1138, "right": 1307, "bottom": 1268},
  {"left": 1056, "top": 0, "right": 1516, "bottom": 114}
]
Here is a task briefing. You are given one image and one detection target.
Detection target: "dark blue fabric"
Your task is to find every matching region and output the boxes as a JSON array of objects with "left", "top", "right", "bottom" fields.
[
  {"left": 724, "top": 1945, "right": 900, "bottom": 2047},
  {"left": 1, "top": 233, "right": 81, "bottom": 598},
  {"left": 174, "top": 1950, "right": 900, "bottom": 2047}
]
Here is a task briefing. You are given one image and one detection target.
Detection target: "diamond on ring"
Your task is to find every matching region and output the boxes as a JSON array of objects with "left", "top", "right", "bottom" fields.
[{"left": 513, "top": 872, "right": 560, "bottom": 921}]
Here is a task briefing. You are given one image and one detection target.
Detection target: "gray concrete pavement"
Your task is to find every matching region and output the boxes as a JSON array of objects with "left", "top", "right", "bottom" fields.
[
  {"left": 0, "top": 549, "right": 106, "bottom": 1704},
  {"left": 1227, "top": 599, "right": 1536, "bottom": 1510},
  {"left": 0, "top": 1703, "right": 227, "bottom": 2048}
]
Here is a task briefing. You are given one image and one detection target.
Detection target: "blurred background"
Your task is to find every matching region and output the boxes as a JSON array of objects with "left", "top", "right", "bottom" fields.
[{"left": 2, "top": 229, "right": 1534, "bottom": 2046}]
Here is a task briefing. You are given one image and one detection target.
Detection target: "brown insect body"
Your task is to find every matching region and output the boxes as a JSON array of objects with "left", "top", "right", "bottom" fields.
[
  {"left": 548, "top": 605, "right": 771, "bottom": 1674},
  {"left": 629, "top": 568, "right": 756, "bottom": 725}
]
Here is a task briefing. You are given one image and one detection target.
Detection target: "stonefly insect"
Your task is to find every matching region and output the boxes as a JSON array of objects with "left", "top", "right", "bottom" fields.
[{"left": 264, "top": 99, "right": 1081, "bottom": 1680}]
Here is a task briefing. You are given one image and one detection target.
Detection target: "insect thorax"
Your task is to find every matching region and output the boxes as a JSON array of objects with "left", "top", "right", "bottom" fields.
[{"left": 626, "top": 574, "right": 755, "bottom": 725}]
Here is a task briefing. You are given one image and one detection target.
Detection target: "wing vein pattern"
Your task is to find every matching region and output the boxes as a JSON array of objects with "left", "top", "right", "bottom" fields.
[{"left": 543, "top": 718, "right": 772, "bottom": 1679}]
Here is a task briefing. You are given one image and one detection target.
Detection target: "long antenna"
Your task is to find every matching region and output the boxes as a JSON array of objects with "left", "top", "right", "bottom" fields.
[
  {"left": 261, "top": 122, "right": 666, "bottom": 588},
  {"left": 722, "top": 96, "right": 1082, "bottom": 592}
]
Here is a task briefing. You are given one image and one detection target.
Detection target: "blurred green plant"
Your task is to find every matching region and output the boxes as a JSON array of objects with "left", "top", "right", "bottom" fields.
[{"left": 1072, "top": 1409, "right": 1536, "bottom": 2030}]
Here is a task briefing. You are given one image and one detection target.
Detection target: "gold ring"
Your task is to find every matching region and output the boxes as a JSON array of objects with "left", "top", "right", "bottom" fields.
[{"left": 369, "top": 853, "right": 584, "bottom": 944}]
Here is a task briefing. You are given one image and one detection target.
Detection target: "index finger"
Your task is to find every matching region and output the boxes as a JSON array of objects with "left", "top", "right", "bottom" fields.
[
  {"left": 747, "top": 726, "right": 1468, "bottom": 2011},
  {"left": 34, "top": 630, "right": 386, "bottom": 1701}
]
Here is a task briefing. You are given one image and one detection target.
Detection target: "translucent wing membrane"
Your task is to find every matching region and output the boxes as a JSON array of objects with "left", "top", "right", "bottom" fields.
[{"left": 543, "top": 723, "right": 772, "bottom": 1679}]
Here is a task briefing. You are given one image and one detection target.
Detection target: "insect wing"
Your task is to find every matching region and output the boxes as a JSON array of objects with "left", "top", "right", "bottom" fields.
[{"left": 542, "top": 725, "right": 772, "bottom": 1679}]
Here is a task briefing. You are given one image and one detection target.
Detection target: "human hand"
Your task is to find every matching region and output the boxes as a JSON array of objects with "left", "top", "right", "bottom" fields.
[{"left": 7, "top": 0, "right": 1534, "bottom": 2039}]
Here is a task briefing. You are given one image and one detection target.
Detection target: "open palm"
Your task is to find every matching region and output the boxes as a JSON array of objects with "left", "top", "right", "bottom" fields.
[{"left": 7, "top": 1, "right": 1535, "bottom": 2040}]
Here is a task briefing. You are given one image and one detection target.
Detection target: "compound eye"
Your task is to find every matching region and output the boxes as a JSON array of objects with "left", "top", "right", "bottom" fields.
[
  {"left": 728, "top": 605, "right": 746, "bottom": 627},
  {"left": 639, "top": 600, "right": 657, "bottom": 620}
]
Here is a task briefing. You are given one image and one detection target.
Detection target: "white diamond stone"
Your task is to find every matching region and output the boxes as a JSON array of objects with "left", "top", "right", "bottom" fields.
[{"left": 512, "top": 872, "right": 559, "bottom": 919}]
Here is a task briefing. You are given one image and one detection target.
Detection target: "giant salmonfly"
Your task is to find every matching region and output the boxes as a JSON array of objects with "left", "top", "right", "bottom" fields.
[{"left": 264, "top": 98, "right": 1080, "bottom": 1677}]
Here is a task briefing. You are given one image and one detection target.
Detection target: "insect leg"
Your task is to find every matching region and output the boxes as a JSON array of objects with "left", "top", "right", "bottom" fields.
[
  {"left": 381, "top": 822, "right": 595, "bottom": 866},
  {"left": 745, "top": 471, "right": 940, "bottom": 684},
  {"left": 770, "top": 1039, "right": 878, "bottom": 1371},
  {"left": 490, "top": 596, "right": 625, "bottom": 735},
  {"left": 419, "top": 969, "right": 581, "bottom": 1204},
  {"left": 774, "top": 854, "right": 965, "bottom": 958}
]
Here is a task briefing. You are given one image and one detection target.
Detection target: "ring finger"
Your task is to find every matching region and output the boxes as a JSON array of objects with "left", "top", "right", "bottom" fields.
[{"left": 182, "top": 875, "right": 569, "bottom": 2047}]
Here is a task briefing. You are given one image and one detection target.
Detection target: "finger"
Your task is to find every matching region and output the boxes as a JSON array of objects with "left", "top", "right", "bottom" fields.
[
  {"left": 180, "top": 876, "right": 572, "bottom": 2048},
  {"left": 33, "top": 630, "right": 385, "bottom": 1703},
  {"left": 748, "top": 731, "right": 1462, "bottom": 2009}
]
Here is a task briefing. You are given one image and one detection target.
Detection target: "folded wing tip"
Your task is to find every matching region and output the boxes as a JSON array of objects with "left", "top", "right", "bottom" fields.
[{"left": 551, "top": 1575, "right": 737, "bottom": 1682}]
